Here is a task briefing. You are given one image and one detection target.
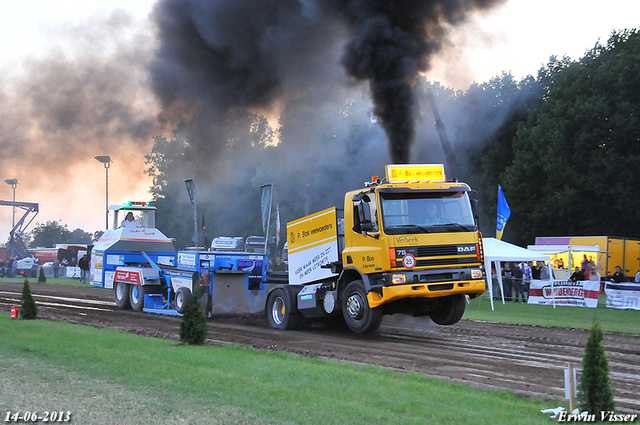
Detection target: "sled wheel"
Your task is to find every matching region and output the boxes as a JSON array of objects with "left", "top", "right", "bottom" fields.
[
  {"left": 130, "top": 285, "right": 146, "bottom": 311},
  {"left": 114, "top": 282, "right": 131, "bottom": 310},
  {"left": 175, "top": 287, "right": 192, "bottom": 314}
]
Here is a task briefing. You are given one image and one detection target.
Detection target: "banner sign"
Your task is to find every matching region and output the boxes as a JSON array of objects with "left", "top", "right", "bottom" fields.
[
  {"left": 528, "top": 280, "right": 599, "bottom": 308},
  {"left": 605, "top": 283, "right": 640, "bottom": 310},
  {"left": 287, "top": 207, "right": 338, "bottom": 285}
]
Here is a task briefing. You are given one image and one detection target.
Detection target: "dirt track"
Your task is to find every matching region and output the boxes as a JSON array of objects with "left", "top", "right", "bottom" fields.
[{"left": 1, "top": 281, "right": 639, "bottom": 414}]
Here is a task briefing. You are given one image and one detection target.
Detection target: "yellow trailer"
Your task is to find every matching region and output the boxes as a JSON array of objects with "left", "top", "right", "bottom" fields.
[{"left": 534, "top": 236, "right": 640, "bottom": 279}]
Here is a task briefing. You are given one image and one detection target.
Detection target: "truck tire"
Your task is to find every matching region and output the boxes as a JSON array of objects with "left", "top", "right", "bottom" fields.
[
  {"left": 266, "top": 288, "right": 300, "bottom": 330},
  {"left": 130, "top": 285, "right": 146, "bottom": 311},
  {"left": 114, "top": 282, "right": 132, "bottom": 310},
  {"left": 342, "top": 280, "right": 382, "bottom": 333},
  {"left": 175, "top": 287, "right": 191, "bottom": 314},
  {"left": 430, "top": 294, "right": 466, "bottom": 325}
]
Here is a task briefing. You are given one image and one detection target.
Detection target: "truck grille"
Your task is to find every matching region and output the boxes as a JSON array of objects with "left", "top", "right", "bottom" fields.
[
  {"left": 416, "top": 246, "right": 459, "bottom": 257},
  {"left": 412, "top": 244, "right": 479, "bottom": 268},
  {"left": 416, "top": 257, "right": 476, "bottom": 267}
]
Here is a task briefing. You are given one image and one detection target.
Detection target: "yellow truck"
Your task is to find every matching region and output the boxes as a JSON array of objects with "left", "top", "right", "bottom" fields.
[
  {"left": 534, "top": 236, "right": 640, "bottom": 280},
  {"left": 267, "top": 164, "right": 486, "bottom": 333}
]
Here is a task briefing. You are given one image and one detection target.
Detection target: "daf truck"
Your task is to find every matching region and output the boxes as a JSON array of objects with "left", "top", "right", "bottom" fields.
[{"left": 268, "top": 164, "right": 486, "bottom": 332}]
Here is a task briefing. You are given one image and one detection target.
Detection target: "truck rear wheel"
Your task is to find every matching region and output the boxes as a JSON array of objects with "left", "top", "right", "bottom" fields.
[
  {"left": 130, "top": 285, "right": 146, "bottom": 311},
  {"left": 175, "top": 287, "right": 191, "bottom": 314},
  {"left": 266, "top": 288, "right": 300, "bottom": 330},
  {"left": 114, "top": 282, "right": 132, "bottom": 310},
  {"left": 342, "top": 280, "right": 382, "bottom": 333},
  {"left": 430, "top": 294, "right": 466, "bottom": 325}
]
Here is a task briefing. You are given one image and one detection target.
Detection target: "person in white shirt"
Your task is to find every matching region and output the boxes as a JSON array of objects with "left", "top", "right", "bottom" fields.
[
  {"left": 120, "top": 212, "right": 142, "bottom": 228},
  {"left": 635, "top": 269, "right": 640, "bottom": 283}
]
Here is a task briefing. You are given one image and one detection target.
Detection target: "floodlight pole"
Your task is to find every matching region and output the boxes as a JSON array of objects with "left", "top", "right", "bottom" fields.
[{"left": 94, "top": 156, "right": 112, "bottom": 230}]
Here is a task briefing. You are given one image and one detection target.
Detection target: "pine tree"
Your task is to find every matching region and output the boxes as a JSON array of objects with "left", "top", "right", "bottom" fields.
[
  {"left": 179, "top": 282, "right": 207, "bottom": 345},
  {"left": 38, "top": 267, "right": 47, "bottom": 283},
  {"left": 578, "top": 319, "right": 615, "bottom": 415},
  {"left": 20, "top": 279, "right": 38, "bottom": 320}
]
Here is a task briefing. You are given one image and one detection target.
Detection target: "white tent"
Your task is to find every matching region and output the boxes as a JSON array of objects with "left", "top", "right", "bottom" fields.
[{"left": 482, "top": 237, "right": 552, "bottom": 310}]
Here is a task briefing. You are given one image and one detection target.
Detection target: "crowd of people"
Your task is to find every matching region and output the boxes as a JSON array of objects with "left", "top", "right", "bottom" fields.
[
  {"left": 492, "top": 261, "right": 551, "bottom": 302},
  {"left": 0, "top": 257, "right": 19, "bottom": 277}
]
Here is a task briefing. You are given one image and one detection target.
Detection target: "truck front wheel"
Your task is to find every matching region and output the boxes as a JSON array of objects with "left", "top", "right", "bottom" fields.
[
  {"left": 430, "top": 294, "right": 466, "bottom": 325},
  {"left": 342, "top": 280, "right": 382, "bottom": 333},
  {"left": 266, "top": 288, "right": 300, "bottom": 330},
  {"left": 114, "top": 282, "right": 132, "bottom": 310}
]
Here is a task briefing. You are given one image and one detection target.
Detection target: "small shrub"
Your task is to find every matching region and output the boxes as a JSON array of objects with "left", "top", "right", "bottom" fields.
[
  {"left": 38, "top": 267, "right": 47, "bottom": 283},
  {"left": 179, "top": 282, "right": 207, "bottom": 345},
  {"left": 20, "top": 280, "right": 38, "bottom": 320},
  {"left": 578, "top": 319, "right": 615, "bottom": 414}
]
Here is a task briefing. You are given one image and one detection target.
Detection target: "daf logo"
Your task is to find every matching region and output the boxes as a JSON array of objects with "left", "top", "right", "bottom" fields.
[{"left": 457, "top": 246, "right": 476, "bottom": 253}]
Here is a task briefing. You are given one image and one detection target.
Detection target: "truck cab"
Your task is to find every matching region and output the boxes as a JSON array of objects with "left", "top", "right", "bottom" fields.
[{"left": 341, "top": 166, "right": 485, "bottom": 330}]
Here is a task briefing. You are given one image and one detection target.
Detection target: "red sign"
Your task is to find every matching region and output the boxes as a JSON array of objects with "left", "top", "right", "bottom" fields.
[{"left": 114, "top": 269, "right": 142, "bottom": 285}]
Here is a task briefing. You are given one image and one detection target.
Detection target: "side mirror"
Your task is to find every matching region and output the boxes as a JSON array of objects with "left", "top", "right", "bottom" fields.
[{"left": 358, "top": 202, "right": 373, "bottom": 231}]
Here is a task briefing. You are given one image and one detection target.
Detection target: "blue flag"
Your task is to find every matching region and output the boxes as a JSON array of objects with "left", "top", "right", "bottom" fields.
[{"left": 496, "top": 185, "right": 511, "bottom": 240}]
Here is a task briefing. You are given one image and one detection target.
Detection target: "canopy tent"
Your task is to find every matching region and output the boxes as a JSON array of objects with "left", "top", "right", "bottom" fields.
[{"left": 482, "top": 238, "right": 552, "bottom": 310}]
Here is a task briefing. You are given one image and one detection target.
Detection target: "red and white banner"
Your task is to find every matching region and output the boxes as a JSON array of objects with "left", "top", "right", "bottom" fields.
[
  {"left": 605, "top": 283, "right": 640, "bottom": 310},
  {"left": 114, "top": 268, "right": 142, "bottom": 285},
  {"left": 528, "top": 280, "right": 599, "bottom": 308}
]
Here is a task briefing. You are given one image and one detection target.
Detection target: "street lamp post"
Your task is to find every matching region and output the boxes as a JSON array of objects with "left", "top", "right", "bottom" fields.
[
  {"left": 94, "top": 156, "right": 112, "bottom": 230},
  {"left": 4, "top": 179, "right": 18, "bottom": 228}
]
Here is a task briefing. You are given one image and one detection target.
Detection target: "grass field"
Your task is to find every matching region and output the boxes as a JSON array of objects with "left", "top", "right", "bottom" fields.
[
  {"left": 466, "top": 293, "right": 640, "bottom": 335},
  {"left": 3, "top": 277, "right": 637, "bottom": 423},
  {"left": 0, "top": 314, "right": 557, "bottom": 425},
  {"left": 0, "top": 276, "right": 97, "bottom": 288}
]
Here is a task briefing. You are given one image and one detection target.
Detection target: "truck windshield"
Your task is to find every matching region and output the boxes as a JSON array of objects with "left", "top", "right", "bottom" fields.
[{"left": 379, "top": 191, "right": 477, "bottom": 234}]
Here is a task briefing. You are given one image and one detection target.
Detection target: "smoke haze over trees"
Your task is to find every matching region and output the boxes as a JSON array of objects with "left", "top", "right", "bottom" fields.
[{"left": 145, "top": 19, "right": 640, "bottom": 248}]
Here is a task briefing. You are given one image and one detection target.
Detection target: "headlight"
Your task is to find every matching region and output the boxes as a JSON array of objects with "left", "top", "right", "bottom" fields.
[
  {"left": 392, "top": 274, "right": 406, "bottom": 284},
  {"left": 471, "top": 269, "right": 483, "bottom": 279}
]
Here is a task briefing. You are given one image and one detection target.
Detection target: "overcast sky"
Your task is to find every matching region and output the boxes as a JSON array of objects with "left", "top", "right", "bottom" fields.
[{"left": 0, "top": 0, "right": 638, "bottom": 246}]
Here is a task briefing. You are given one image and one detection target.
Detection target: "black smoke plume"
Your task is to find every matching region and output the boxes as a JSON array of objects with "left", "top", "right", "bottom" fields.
[{"left": 150, "top": 0, "right": 505, "bottom": 162}]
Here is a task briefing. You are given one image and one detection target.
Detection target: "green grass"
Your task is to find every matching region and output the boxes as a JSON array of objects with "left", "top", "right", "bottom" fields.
[
  {"left": 0, "top": 314, "right": 555, "bottom": 425},
  {"left": 0, "top": 276, "right": 102, "bottom": 288},
  {"left": 466, "top": 294, "right": 640, "bottom": 334}
]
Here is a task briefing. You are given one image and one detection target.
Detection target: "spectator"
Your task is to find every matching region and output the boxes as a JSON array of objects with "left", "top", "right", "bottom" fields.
[
  {"left": 538, "top": 261, "right": 550, "bottom": 280},
  {"left": 11, "top": 257, "right": 18, "bottom": 278},
  {"left": 78, "top": 254, "right": 90, "bottom": 284},
  {"left": 531, "top": 261, "right": 541, "bottom": 280},
  {"left": 501, "top": 262, "right": 513, "bottom": 301},
  {"left": 53, "top": 258, "right": 60, "bottom": 279},
  {"left": 570, "top": 267, "right": 585, "bottom": 282},
  {"left": 521, "top": 261, "right": 533, "bottom": 298},
  {"left": 588, "top": 265, "right": 601, "bottom": 282},
  {"left": 512, "top": 262, "right": 525, "bottom": 302},
  {"left": 491, "top": 264, "right": 500, "bottom": 300},
  {"left": 635, "top": 268, "right": 640, "bottom": 283},
  {"left": 581, "top": 254, "right": 590, "bottom": 272},
  {"left": 611, "top": 265, "right": 625, "bottom": 283}
]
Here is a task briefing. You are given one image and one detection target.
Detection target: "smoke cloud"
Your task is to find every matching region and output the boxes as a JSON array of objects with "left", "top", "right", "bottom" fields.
[
  {"left": 150, "top": 0, "right": 506, "bottom": 162},
  {"left": 0, "top": 9, "right": 164, "bottom": 238}
]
